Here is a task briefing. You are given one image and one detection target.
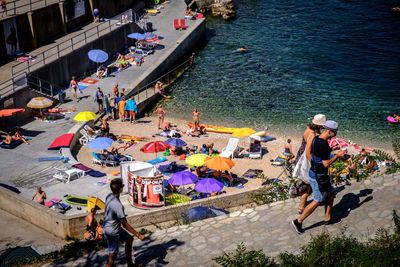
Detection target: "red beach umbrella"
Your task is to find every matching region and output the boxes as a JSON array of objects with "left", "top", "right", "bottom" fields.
[
  {"left": 328, "top": 137, "right": 349, "bottom": 150},
  {"left": 140, "top": 141, "right": 170, "bottom": 155}
]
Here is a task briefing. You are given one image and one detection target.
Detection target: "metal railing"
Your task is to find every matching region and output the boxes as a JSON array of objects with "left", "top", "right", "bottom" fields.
[
  {"left": 27, "top": 74, "right": 63, "bottom": 97},
  {"left": 0, "top": 8, "right": 134, "bottom": 99},
  {"left": 132, "top": 58, "right": 192, "bottom": 104},
  {"left": 1, "top": 0, "right": 61, "bottom": 17}
]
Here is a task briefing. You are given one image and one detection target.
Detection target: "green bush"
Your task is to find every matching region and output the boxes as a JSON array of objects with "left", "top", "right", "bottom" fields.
[
  {"left": 251, "top": 182, "right": 291, "bottom": 205},
  {"left": 215, "top": 211, "right": 400, "bottom": 267},
  {"left": 214, "top": 243, "right": 277, "bottom": 267}
]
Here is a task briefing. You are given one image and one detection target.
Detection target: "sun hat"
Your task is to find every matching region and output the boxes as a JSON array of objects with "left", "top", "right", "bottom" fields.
[
  {"left": 324, "top": 120, "right": 339, "bottom": 131},
  {"left": 312, "top": 114, "right": 326, "bottom": 126}
]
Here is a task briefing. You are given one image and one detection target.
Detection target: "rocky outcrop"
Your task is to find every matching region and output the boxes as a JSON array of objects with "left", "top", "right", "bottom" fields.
[{"left": 195, "top": 0, "right": 236, "bottom": 20}]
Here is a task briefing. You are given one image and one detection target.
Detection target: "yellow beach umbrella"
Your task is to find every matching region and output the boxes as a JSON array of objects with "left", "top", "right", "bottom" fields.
[
  {"left": 185, "top": 153, "right": 208, "bottom": 167},
  {"left": 87, "top": 196, "right": 105, "bottom": 212},
  {"left": 27, "top": 97, "right": 53, "bottom": 109},
  {"left": 204, "top": 156, "right": 235, "bottom": 171},
  {"left": 232, "top": 128, "right": 256, "bottom": 138},
  {"left": 74, "top": 111, "right": 97, "bottom": 122}
]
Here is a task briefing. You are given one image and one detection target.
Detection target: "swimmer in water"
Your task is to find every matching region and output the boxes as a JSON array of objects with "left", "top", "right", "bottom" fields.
[{"left": 237, "top": 46, "right": 247, "bottom": 52}]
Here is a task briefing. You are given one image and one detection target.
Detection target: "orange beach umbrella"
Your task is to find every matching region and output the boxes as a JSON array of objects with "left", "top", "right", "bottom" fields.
[{"left": 204, "top": 156, "right": 235, "bottom": 171}]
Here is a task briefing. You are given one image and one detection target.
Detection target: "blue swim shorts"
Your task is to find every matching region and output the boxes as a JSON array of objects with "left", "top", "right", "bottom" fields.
[
  {"left": 308, "top": 170, "right": 332, "bottom": 204},
  {"left": 105, "top": 229, "right": 133, "bottom": 254}
]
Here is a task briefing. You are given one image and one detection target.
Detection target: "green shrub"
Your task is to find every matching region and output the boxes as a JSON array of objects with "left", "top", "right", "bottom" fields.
[
  {"left": 215, "top": 211, "right": 400, "bottom": 267},
  {"left": 213, "top": 243, "right": 277, "bottom": 267},
  {"left": 251, "top": 182, "right": 291, "bottom": 205}
]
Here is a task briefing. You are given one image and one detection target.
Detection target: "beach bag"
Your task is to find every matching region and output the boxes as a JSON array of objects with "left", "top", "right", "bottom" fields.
[{"left": 293, "top": 152, "right": 310, "bottom": 183}]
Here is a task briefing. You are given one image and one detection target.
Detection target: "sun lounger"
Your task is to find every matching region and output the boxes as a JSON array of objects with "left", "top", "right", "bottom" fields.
[
  {"left": 220, "top": 138, "right": 239, "bottom": 158},
  {"left": 79, "top": 129, "right": 96, "bottom": 145},
  {"left": 249, "top": 140, "right": 262, "bottom": 159},
  {"left": 174, "top": 19, "right": 180, "bottom": 30},
  {"left": 53, "top": 166, "right": 85, "bottom": 183},
  {"left": 91, "top": 152, "right": 119, "bottom": 167},
  {"left": 180, "top": 19, "right": 187, "bottom": 30}
]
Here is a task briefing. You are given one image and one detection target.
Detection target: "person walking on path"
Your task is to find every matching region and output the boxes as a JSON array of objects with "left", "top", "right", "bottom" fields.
[
  {"left": 192, "top": 108, "right": 201, "bottom": 129},
  {"left": 125, "top": 96, "right": 138, "bottom": 124},
  {"left": 69, "top": 76, "right": 78, "bottom": 102},
  {"left": 118, "top": 96, "right": 127, "bottom": 122},
  {"left": 293, "top": 114, "right": 326, "bottom": 214},
  {"left": 292, "top": 120, "right": 346, "bottom": 234},
  {"left": 95, "top": 87, "right": 104, "bottom": 113},
  {"left": 156, "top": 106, "right": 165, "bottom": 130},
  {"left": 103, "top": 178, "right": 145, "bottom": 267},
  {"left": 32, "top": 187, "right": 46, "bottom": 205}
]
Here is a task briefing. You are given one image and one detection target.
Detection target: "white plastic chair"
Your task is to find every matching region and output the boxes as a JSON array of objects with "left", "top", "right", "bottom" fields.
[
  {"left": 79, "top": 129, "right": 95, "bottom": 145},
  {"left": 220, "top": 138, "right": 239, "bottom": 158}
]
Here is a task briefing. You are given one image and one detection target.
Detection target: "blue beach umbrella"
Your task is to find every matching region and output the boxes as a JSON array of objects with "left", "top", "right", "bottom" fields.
[
  {"left": 127, "top": 33, "right": 146, "bottom": 40},
  {"left": 169, "top": 170, "right": 198, "bottom": 186},
  {"left": 165, "top": 138, "right": 187, "bottom": 147},
  {"left": 87, "top": 137, "right": 113, "bottom": 150},
  {"left": 88, "top": 49, "right": 109, "bottom": 63}
]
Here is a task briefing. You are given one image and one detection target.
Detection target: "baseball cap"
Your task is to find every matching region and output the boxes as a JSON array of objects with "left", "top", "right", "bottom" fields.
[
  {"left": 312, "top": 114, "right": 326, "bottom": 126},
  {"left": 324, "top": 120, "right": 338, "bottom": 131}
]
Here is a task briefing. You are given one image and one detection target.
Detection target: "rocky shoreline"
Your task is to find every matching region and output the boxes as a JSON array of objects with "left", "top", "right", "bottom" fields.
[{"left": 195, "top": 0, "right": 236, "bottom": 20}]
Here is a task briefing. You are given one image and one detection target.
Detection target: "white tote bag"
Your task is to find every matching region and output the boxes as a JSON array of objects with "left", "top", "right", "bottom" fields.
[{"left": 293, "top": 152, "right": 310, "bottom": 183}]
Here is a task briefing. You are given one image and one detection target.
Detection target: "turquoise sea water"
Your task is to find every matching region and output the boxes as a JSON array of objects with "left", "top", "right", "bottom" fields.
[{"left": 165, "top": 0, "right": 400, "bottom": 143}]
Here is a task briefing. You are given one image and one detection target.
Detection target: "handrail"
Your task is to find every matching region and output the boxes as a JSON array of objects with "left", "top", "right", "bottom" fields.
[
  {"left": 1, "top": 0, "right": 61, "bottom": 17},
  {"left": 132, "top": 58, "right": 192, "bottom": 104},
  {"left": 0, "top": 8, "right": 135, "bottom": 99}
]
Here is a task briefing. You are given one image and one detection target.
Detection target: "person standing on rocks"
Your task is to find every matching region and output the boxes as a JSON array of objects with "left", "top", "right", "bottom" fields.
[
  {"left": 292, "top": 120, "right": 345, "bottom": 234},
  {"left": 103, "top": 178, "right": 145, "bottom": 267}
]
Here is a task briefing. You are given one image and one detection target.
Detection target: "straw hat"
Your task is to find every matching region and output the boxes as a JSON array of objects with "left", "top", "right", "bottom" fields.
[{"left": 312, "top": 114, "right": 326, "bottom": 126}]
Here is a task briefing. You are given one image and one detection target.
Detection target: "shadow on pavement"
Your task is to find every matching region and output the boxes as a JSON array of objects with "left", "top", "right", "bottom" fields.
[
  {"left": 331, "top": 188, "right": 374, "bottom": 221},
  {"left": 133, "top": 238, "right": 185, "bottom": 266}
]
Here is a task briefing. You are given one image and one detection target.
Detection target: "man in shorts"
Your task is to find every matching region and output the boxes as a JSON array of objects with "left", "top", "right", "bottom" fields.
[
  {"left": 103, "top": 178, "right": 145, "bottom": 267},
  {"left": 292, "top": 120, "right": 345, "bottom": 234}
]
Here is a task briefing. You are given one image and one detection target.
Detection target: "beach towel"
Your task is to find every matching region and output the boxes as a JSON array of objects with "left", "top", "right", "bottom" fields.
[
  {"left": 242, "top": 169, "right": 263, "bottom": 179},
  {"left": 45, "top": 198, "right": 61, "bottom": 208},
  {"left": 271, "top": 157, "right": 285, "bottom": 166},
  {"left": 0, "top": 140, "right": 23, "bottom": 149},
  {"left": 86, "top": 170, "right": 106, "bottom": 177},
  {"left": 77, "top": 83, "right": 89, "bottom": 91},
  {"left": 72, "top": 163, "right": 92, "bottom": 172},
  {"left": 38, "top": 156, "right": 68, "bottom": 162},
  {"left": 81, "top": 78, "right": 98, "bottom": 84},
  {"left": 148, "top": 156, "right": 168, "bottom": 165}
]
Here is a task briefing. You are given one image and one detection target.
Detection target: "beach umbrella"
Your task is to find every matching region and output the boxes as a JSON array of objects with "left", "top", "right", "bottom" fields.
[
  {"left": 127, "top": 33, "right": 145, "bottom": 40},
  {"left": 144, "top": 32, "right": 159, "bottom": 43},
  {"left": 0, "top": 108, "right": 25, "bottom": 118},
  {"left": 169, "top": 170, "right": 198, "bottom": 186},
  {"left": 328, "top": 137, "right": 349, "bottom": 150},
  {"left": 87, "top": 197, "right": 105, "bottom": 212},
  {"left": 204, "top": 156, "right": 235, "bottom": 171},
  {"left": 185, "top": 153, "right": 208, "bottom": 167},
  {"left": 87, "top": 137, "right": 114, "bottom": 150},
  {"left": 232, "top": 128, "right": 256, "bottom": 138},
  {"left": 88, "top": 49, "right": 109, "bottom": 63},
  {"left": 165, "top": 138, "right": 187, "bottom": 147},
  {"left": 27, "top": 97, "right": 53, "bottom": 109},
  {"left": 141, "top": 141, "right": 170, "bottom": 155},
  {"left": 194, "top": 178, "right": 224, "bottom": 193},
  {"left": 74, "top": 111, "right": 97, "bottom": 122}
]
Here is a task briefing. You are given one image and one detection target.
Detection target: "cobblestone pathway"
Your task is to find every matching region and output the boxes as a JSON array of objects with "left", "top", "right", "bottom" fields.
[{"left": 43, "top": 174, "right": 400, "bottom": 267}]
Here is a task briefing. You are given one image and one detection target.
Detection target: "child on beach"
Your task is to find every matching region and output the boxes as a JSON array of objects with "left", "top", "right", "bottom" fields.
[{"left": 118, "top": 96, "right": 126, "bottom": 122}]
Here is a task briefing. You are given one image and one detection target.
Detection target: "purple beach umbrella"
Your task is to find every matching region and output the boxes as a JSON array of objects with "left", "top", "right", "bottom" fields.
[
  {"left": 194, "top": 178, "right": 224, "bottom": 194},
  {"left": 165, "top": 137, "right": 187, "bottom": 147},
  {"left": 169, "top": 171, "right": 198, "bottom": 186}
]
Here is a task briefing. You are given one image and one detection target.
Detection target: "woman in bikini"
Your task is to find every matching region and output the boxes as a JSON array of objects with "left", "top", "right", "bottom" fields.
[
  {"left": 192, "top": 108, "right": 201, "bottom": 130},
  {"left": 156, "top": 106, "right": 165, "bottom": 129},
  {"left": 69, "top": 76, "right": 78, "bottom": 101}
]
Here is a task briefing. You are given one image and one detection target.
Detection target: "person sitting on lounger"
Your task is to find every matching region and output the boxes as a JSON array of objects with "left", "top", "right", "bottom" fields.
[
  {"left": 283, "top": 139, "right": 294, "bottom": 158},
  {"left": 96, "top": 65, "right": 107, "bottom": 78}
]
